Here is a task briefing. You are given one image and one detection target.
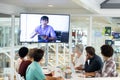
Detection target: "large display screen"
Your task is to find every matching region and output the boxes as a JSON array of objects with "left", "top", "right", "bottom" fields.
[{"left": 20, "top": 13, "right": 70, "bottom": 43}]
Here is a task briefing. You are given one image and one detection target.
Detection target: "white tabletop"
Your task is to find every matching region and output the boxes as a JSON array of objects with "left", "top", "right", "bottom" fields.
[{"left": 68, "top": 77, "right": 120, "bottom": 80}]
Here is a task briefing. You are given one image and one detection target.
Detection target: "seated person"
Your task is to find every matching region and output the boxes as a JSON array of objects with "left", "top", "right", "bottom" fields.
[
  {"left": 71, "top": 44, "right": 85, "bottom": 70},
  {"left": 18, "top": 48, "right": 34, "bottom": 78},
  {"left": 84, "top": 46, "right": 103, "bottom": 77},
  {"left": 26, "top": 48, "right": 63, "bottom": 80},
  {"left": 85, "top": 45, "right": 118, "bottom": 77},
  {"left": 15, "top": 47, "right": 29, "bottom": 72},
  {"left": 30, "top": 16, "right": 56, "bottom": 42}
]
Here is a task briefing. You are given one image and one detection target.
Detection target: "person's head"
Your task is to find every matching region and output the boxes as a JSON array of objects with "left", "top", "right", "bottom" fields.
[
  {"left": 18, "top": 47, "right": 29, "bottom": 59},
  {"left": 101, "top": 45, "right": 113, "bottom": 60},
  {"left": 27, "top": 48, "right": 35, "bottom": 61},
  {"left": 31, "top": 48, "right": 44, "bottom": 62},
  {"left": 40, "top": 16, "right": 49, "bottom": 26},
  {"left": 85, "top": 46, "right": 95, "bottom": 59},
  {"left": 75, "top": 44, "right": 84, "bottom": 55}
]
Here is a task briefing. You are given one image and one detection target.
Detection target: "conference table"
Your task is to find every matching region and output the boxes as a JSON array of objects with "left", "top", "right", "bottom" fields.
[
  {"left": 42, "top": 67, "right": 120, "bottom": 80},
  {"left": 65, "top": 72, "right": 120, "bottom": 80},
  {"left": 66, "top": 77, "right": 120, "bottom": 80}
]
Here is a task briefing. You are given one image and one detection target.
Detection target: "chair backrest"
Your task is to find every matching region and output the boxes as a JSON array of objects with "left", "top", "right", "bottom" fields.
[
  {"left": 15, "top": 71, "right": 25, "bottom": 80},
  {"left": 16, "top": 73, "right": 21, "bottom": 80},
  {"left": 61, "top": 32, "right": 69, "bottom": 42}
]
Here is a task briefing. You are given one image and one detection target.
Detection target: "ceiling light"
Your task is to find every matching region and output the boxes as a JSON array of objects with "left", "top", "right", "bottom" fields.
[{"left": 48, "top": 4, "right": 53, "bottom": 7}]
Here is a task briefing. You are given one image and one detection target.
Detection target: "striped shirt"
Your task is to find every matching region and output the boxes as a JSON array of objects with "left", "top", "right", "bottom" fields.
[{"left": 96, "top": 58, "right": 118, "bottom": 77}]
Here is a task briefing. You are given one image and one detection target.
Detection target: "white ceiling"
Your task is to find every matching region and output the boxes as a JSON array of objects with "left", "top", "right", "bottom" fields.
[
  {"left": 0, "top": 0, "right": 84, "bottom": 9},
  {"left": 92, "top": 0, "right": 105, "bottom": 4},
  {"left": 0, "top": 0, "right": 94, "bottom": 16},
  {"left": 0, "top": 0, "right": 120, "bottom": 30}
]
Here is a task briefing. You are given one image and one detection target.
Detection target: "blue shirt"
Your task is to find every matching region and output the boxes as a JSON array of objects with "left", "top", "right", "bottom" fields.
[
  {"left": 26, "top": 61, "right": 46, "bottom": 80},
  {"left": 35, "top": 25, "right": 56, "bottom": 42}
]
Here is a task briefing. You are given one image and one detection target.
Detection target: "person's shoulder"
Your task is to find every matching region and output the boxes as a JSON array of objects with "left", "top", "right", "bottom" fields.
[
  {"left": 28, "top": 62, "right": 34, "bottom": 67},
  {"left": 16, "top": 58, "right": 23, "bottom": 66},
  {"left": 16, "top": 58, "right": 22, "bottom": 62},
  {"left": 30, "top": 62, "right": 41, "bottom": 69},
  {"left": 25, "top": 60, "right": 32, "bottom": 62},
  {"left": 47, "top": 25, "right": 53, "bottom": 28},
  {"left": 107, "top": 58, "right": 115, "bottom": 64},
  {"left": 80, "top": 54, "right": 86, "bottom": 59},
  {"left": 23, "top": 60, "right": 32, "bottom": 64},
  {"left": 94, "top": 54, "right": 102, "bottom": 61},
  {"left": 95, "top": 54, "right": 100, "bottom": 58},
  {"left": 27, "top": 62, "right": 36, "bottom": 71}
]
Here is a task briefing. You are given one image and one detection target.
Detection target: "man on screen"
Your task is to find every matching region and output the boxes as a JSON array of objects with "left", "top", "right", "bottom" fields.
[{"left": 30, "top": 16, "right": 56, "bottom": 42}]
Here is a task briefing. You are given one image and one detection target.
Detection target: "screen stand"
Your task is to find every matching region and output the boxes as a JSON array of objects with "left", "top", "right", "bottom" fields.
[
  {"left": 56, "top": 43, "right": 58, "bottom": 66},
  {"left": 45, "top": 43, "right": 49, "bottom": 66}
]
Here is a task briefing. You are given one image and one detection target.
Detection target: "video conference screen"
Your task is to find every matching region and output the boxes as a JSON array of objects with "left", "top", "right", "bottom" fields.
[{"left": 20, "top": 13, "right": 70, "bottom": 43}]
